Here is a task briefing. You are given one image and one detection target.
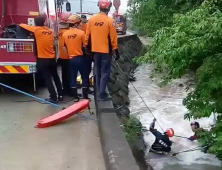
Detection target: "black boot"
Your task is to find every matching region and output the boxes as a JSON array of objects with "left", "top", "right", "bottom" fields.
[
  {"left": 82, "top": 87, "right": 90, "bottom": 100},
  {"left": 45, "top": 97, "right": 58, "bottom": 104},
  {"left": 71, "top": 87, "right": 79, "bottom": 102},
  {"left": 88, "top": 87, "right": 94, "bottom": 95}
]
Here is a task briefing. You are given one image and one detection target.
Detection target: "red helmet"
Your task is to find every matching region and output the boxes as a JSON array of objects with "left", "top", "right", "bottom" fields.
[
  {"left": 166, "top": 128, "right": 174, "bottom": 138},
  {"left": 98, "top": 0, "right": 112, "bottom": 9},
  {"left": 59, "top": 12, "right": 72, "bottom": 23}
]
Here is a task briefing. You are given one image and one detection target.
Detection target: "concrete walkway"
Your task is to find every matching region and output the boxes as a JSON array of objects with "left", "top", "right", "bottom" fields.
[{"left": 0, "top": 88, "right": 105, "bottom": 170}]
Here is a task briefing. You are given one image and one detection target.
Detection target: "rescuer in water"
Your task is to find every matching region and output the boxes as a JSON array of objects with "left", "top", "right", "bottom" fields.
[
  {"left": 58, "top": 12, "right": 72, "bottom": 97},
  {"left": 85, "top": 0, "right": 120, "bottom": 101},
  {"left": 188, "top": 121, "right": 211, "bottom": 154},
  {"left": 80, "top": 14, "right": 94, "bottom": 95},
  {"left": 61, "top": 14, "right": 89, "bottom": 100},
  {"left": 149, "top": 118, "right": 173, "bottom": 153},
  {"left": 188, "top": 122, "right": 204, "bottom": 141},
  {"left": 20, "top": 15, "right": 63, "bottom": 103}
]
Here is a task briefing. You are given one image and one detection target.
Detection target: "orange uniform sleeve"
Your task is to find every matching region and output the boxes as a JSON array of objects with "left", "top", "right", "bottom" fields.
[
  {"left": 109, "top": 19, "right": 118, "bottom": 50},
  {"left": 19, "top": 24, "right": 38, "bottom": 33},
  {"left": 85, "top": 20, "right": 91, "bottom": 46}
]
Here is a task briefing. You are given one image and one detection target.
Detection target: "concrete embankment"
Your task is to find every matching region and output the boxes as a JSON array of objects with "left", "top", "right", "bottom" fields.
[{"left": 96, "top": 34, "right": 153, "bottom": 170}]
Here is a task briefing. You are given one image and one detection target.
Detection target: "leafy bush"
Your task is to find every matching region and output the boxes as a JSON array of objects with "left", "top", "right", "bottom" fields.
[
  {"left": 127, "top": 0, "right": 205, "bottom": 36},
  {"left": 136, "top": 4, "right": 222, "bottom": 79},
  {"left": 139, "top": 45, "right": 149, "bottom": 57},
  {"left": 135, "top": 3, "right": 222, "bottom": 160},
  {"left": 122, "top": 116, "right": 143, "bottom": 143}
]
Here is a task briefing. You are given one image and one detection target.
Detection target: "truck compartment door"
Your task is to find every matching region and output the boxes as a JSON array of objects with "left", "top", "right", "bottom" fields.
[{"left": 0, "top": 39, "right": 36, "bottom": 63}]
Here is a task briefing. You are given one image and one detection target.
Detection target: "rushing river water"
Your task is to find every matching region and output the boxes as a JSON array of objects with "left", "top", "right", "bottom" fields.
[{"left": 128, "top": 64, "right": 222, "bottom": 170}]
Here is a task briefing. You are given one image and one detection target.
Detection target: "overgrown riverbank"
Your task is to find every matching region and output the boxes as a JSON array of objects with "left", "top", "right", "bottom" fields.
[
  {"left": 107, "top": 35, "right": 153, "bottom": 170},
  {"left": 129, "top": 0, "right": 222, "bottom": 161}
]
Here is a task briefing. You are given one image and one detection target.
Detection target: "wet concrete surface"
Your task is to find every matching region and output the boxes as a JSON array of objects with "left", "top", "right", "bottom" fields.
[{"left": 0, "top": 85, "right": 105, "bottom": 170}]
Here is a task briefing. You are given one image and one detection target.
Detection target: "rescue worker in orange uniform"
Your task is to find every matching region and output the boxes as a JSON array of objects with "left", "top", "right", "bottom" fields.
[
  {"left": 80, "top": 14, "right": 94, "bottom": 95},
  {"left": 61, "top": 14, "right": 89, "bottom": 100},
  {"left": 58, "top": 12, "right": 72, "bottom": 96},
  {"left": 20, "top": 15, "right": 63, "bottom": 103},
  {"left": 85, "top": 0, "right": 120, "bottom": 101}
]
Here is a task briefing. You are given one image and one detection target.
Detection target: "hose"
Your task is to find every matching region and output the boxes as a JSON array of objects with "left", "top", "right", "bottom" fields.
[
  {"left": 0, "top": 0, "right": 6, "bottom": 28},
  {"left": 0, "top": 82, "right": 64, "bottom": 109},
  {"left": 0, "top": 82, "right": 97, "bottom": 121},
  {"left": 3, "top": 0, "right": 6, "bottom": 17}
]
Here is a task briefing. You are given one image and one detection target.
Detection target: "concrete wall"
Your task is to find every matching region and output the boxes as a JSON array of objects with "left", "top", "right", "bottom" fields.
[{"left": 95, "top": 34, "right": 145, "bottom": 170}]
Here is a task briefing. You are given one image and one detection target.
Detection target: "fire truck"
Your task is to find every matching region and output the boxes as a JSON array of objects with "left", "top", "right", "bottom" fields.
[
  {"left": 111, "top": 0, "right": 127, "bottom": 35},
  {"left": 112, "top": 11, "right": 127, "bottom": 35},
  {"left": 0, "top": 0, "right": 71, "bottom": 91}
]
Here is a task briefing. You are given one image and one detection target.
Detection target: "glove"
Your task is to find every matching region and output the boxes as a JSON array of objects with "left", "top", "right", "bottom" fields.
[
  {"left": 85, "top": 46, "right": 92, "bottom": 56},
  {"left": 113, "top": 49, "right": 120, "bottom": 61},
  {"left": 188, "top": 136, "right": 197, "bottom": 141}
]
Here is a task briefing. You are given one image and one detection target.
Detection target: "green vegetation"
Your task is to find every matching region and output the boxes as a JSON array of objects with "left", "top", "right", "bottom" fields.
[
  {"left": 129, "top": 0, "right": 222, "bottom": 161},
  {"left": 122, "top": 116, "right": 143, "bottom": 143},
  {"left": 128, "top": 0, "right": 206, "bottom": 36}
]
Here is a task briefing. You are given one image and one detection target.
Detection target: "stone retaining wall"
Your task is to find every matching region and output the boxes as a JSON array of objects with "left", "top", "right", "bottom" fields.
[{"left": 108, "top": 35, "right": 142, "bottom": 109}]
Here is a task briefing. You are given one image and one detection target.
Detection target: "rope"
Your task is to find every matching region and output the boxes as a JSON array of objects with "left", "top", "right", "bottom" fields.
[
  {"left": 115, "top": 60, "right": 165, "bottom": 132},
  {"left": 171, "top": 145, "right": 208, "bottom": 156},
  {"left": 77, "top": 113, "right": 97, "bottom": 122},
  {"left": 130, "top": 79, "right": 164, "bottom": 132},
  {"left": 174, "top": 135, "right": 188, "bottom": 139}
]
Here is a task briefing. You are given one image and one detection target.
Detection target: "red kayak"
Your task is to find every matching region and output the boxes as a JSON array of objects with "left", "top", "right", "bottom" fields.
[{"left": 36, "top": 99, "right": 90, "bottom": 128}]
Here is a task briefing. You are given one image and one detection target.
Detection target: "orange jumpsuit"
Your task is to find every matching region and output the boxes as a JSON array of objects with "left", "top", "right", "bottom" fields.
[
  {"left": 85, "top": 13, "right": 118, "bottom": 100},
  {"left": 61, "top": 27, "right": 89, "bottom": 98},
  {"left": 20, "top": 24, "right": 63, "bottom": 101}
]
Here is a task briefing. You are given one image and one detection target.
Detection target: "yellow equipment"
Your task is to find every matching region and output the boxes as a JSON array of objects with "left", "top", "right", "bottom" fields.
[{"left": 76, "top": 75, "right": 94, "bottom": 88}]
